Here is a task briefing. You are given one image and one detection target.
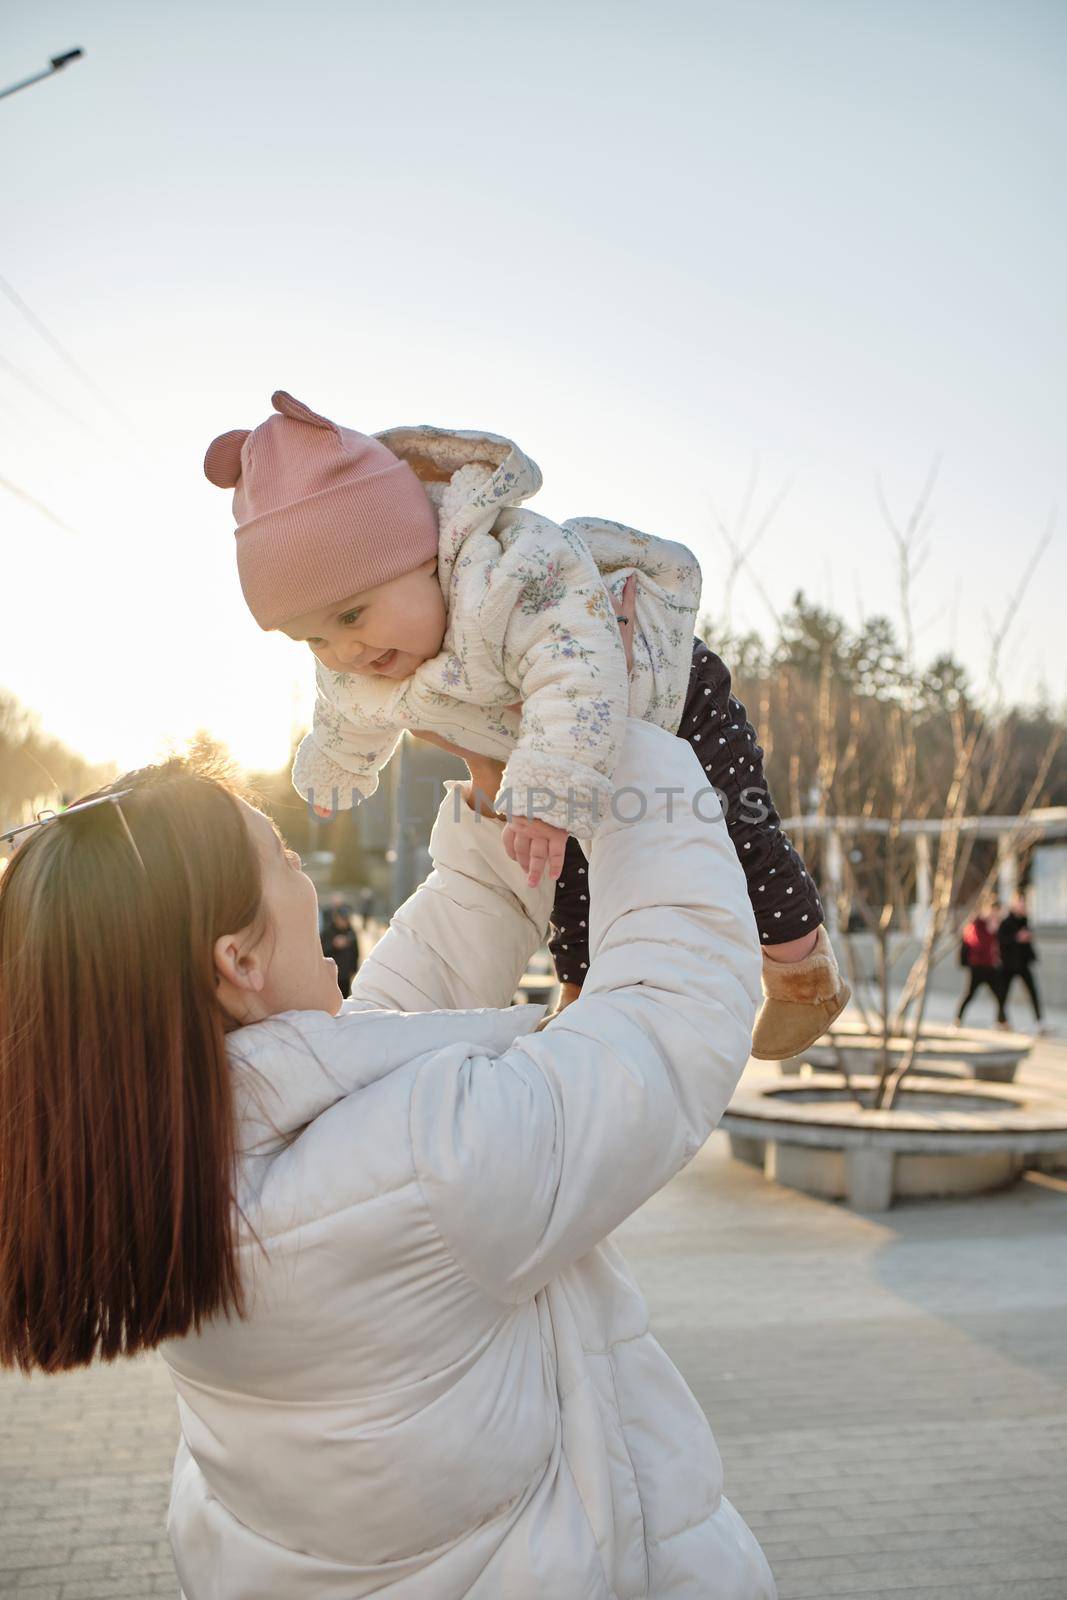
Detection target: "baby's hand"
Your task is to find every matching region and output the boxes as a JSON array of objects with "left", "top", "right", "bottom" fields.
[{"left": 502, "top": 816, "right": 569, "bottom": 888}]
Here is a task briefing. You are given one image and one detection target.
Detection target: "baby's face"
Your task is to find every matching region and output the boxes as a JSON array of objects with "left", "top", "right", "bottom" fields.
[{"left": 281, "top": 559, "right": 447, "bottom": 681}]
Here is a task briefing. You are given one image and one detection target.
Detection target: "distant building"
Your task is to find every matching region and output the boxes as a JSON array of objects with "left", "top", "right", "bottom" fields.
[
  {"left": 1031, "top": 839, "right": 1067, "bottom": 929},
  {"left": 310, "top": 735, "right": 467, "bottom": 917}
]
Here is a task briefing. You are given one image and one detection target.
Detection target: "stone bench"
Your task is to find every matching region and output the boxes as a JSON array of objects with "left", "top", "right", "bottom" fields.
[
  {"left": 723, "top": 1073, "right": 1067, "bottom": 1211},
  {"left": 780, "top": 1025, "right": 1032, "bottom": 1083},
  {"left": 515, "top": 970, "right": 558, "bottom": 1008}
]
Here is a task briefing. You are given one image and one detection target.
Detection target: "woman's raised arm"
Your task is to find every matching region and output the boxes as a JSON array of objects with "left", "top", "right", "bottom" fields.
[
  {"left": 410, "top": 720, "right": 763, "bottom": 1304},
  {"left": 349, "top": 751, "right": 555, "bottom": 1015}
]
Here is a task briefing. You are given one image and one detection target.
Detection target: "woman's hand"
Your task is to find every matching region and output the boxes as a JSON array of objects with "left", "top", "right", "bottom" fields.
[{"left": 613, "top": 573, "right": 637, "bottom": 673}]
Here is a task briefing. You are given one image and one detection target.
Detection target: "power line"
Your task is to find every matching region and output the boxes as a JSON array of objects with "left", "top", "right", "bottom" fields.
[
  {"left": 0, "top": 273, "right": 140, "bottom": 437},
  {"left": 0, "top": 349, "right": 103, "bottom": 438},
  {"left": 0, "top": 473, "right": 79, "bottom": 535}
]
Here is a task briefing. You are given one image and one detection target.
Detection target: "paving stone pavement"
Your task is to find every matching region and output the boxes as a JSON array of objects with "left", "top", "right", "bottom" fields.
[{"left": 2, "top": 1041, "right": 1065, "bottom": 1600}]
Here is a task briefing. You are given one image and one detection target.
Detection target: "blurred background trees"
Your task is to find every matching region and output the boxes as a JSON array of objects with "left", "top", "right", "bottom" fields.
[
  {"left": 0, "top": 689, "right": 115, "bottom": 824},
  {"left": 705, "top": 591, "right": 1067, "bottom": 922},
  {"left": 3, "top": 592, "right": 1064, "bottom": 925}
]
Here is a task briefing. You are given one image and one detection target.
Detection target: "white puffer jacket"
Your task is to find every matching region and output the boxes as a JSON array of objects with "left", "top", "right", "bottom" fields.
[
  {"left": 162, "top": 721, "right": 776, "bottom": 1599},
  {"left": 291, "top": 425, "right": 702, "bottom": 836}
]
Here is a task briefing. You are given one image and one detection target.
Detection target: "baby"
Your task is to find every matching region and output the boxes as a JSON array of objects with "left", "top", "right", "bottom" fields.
[{"left": 205, "top": 390, "right": 849, "bottom": 1058}]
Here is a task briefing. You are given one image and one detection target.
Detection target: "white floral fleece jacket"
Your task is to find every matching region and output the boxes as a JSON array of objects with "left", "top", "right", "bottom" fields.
[{"left": 291, "top": 425, "right": 702, "bottom": 837}]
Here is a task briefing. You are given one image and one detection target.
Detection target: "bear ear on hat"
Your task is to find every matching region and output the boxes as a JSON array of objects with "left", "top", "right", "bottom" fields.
[
  {"left": 271, "top": 390, "right": 337, "bottom": 431},
  {"left": 204, "top": 429, "right": 251, "bottom": 488}
]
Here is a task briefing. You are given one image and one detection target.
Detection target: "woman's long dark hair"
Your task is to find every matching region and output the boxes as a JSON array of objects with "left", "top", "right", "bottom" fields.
[{"left": 0, "top": 753, "right": 263, "bottom": 1372}]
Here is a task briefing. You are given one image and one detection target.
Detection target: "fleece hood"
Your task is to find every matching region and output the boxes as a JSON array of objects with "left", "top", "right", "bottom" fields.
[{"left": 376, "top": 424, "right": 542, "bottom": 594}]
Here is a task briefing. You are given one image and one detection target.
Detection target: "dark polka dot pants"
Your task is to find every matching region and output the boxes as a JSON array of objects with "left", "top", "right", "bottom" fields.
[{"left": 548, "top": 637, "right": 825, "bottom": 987}]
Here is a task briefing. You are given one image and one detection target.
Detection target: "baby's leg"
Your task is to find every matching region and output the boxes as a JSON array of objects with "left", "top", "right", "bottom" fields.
[
  {"left": 548, "top": 839, "right": 590, "bottom": 997},
  {"left": 547, "top": 641, "right": 821, "bottom": 991},
  {"left": 546, "top": 642, "right": 841, "bottom": 1041},
  {"left": 682, "top": 641, "right": 823, "bottom": 944},
  {"left": 684, "top": 639, "right": 849, "bottom": 1057}
]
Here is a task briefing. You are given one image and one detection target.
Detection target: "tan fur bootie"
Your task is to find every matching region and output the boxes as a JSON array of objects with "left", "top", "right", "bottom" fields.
[{"left": 750, "top": 925, "right": 851, "bottom": 1061}]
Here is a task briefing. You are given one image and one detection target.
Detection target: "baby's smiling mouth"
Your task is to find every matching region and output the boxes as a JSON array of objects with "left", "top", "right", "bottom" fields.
[{"left": 371, "top": 648, "right": 398, "bottom": 672}]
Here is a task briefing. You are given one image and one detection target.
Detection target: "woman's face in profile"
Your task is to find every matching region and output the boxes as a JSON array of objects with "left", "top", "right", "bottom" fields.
[{"left": 220, "top": 802, "right": 343, "bottom": 1021}]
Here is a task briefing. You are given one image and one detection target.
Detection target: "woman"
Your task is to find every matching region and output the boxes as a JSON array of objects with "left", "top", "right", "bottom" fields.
[
  {"left": 320, "top": 902, "right": 360, "bottom": 997},
  {"left": 956, "top": 896, "right": 1009, "bottom": 1027},
  {"left": 998, "top": 891, "right": 1044, "bottom": 1032},
  {"left": 0, "top": 721, "right": 774, "bottom": 1598}
]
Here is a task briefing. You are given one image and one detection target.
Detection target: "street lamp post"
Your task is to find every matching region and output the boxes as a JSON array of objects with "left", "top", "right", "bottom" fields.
[{"left": 0, "top": 49, "right": 84, "bottom": 103}]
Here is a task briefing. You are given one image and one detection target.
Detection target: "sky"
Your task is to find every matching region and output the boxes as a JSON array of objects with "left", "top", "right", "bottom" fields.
[{"left": 1, "top": 0, "right": 1064, "bottom": 775}]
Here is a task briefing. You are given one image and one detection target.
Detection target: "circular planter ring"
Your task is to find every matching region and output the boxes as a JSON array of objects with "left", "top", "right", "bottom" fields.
[
  {"left": 723, "top": 1073, "right": 1067, "bottom": 1211},
  {"left": 780, "top": 1023, "right": 1033, "bottom": 1083}
]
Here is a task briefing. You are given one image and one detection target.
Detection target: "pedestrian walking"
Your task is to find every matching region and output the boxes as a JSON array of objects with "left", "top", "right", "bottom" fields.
[
  {"left": 998, "top": 891, "right": 1044, "bottom": 1031},
  {"left": 320, "top": 904, "right": 360, "bottom": 997},
  {"left": 956, "top": 896, "right": 1008, "bottom": 1027}
]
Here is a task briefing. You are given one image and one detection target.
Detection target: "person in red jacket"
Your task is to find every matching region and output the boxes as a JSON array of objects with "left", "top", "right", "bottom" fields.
[{"left": 956, "top": 896, "right": 1009, "bottom": 1026}]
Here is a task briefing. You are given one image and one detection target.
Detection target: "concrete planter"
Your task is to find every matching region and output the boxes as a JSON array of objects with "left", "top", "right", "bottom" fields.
[
  {"left": 723, "top": 1074, "right": 1067, "bottom": 1212},
  {"left": 779, "top": 1021, "right": 1033, "bottom": 1084}
]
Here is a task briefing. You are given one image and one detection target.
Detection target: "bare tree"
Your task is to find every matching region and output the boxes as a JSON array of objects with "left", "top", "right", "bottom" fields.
[
  {"left": 707, "top": 469, "right": 1060, "bottom": 1112},
  {"left": 707, "top": 453, "right": 794, "bottom": 639}
]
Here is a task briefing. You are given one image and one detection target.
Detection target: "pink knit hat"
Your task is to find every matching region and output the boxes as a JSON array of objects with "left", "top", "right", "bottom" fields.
[{"left": 204, "top": 390, "right": 439, "bottom": 630}]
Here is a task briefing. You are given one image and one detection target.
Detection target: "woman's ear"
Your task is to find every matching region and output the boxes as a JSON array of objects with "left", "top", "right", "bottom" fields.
[{"left": 213, "top": 931, "right": 266, "bottom": 995}]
